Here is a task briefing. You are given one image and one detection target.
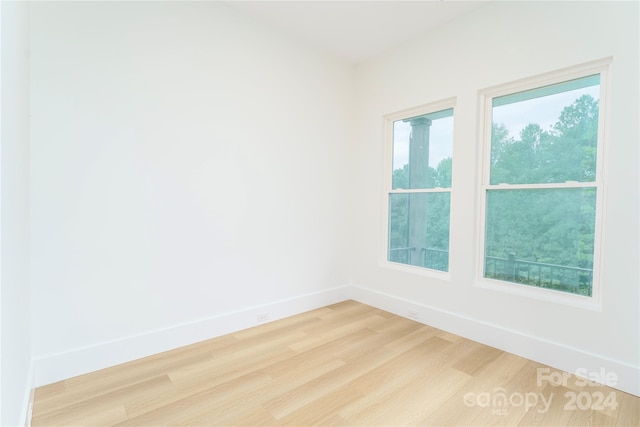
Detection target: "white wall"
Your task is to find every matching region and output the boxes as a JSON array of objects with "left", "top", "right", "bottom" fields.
[
  {"left": 30, "top": 2, "right": 353, "bottom": 384},
  {"left": 353, "top": 1, "right": 639, "bottom": 394},
  {"left": 1, "top": 1, "right": 32, "bottom": 425}
]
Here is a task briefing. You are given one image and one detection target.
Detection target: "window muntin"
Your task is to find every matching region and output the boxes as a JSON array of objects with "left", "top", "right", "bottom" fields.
[
  {"left": 387, "top": 106, "right": 454, "bottom": 273},
  {"left": 480, "top": 64, "right": 607, "bottom": 301}
]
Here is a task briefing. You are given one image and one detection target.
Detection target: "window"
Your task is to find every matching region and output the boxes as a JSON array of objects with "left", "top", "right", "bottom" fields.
[
  {"left": 385, "top": 99, "right": 455, "bottom": 273},
  {"left": 479, "top": 60, "right": 610, "bottom": 303}
]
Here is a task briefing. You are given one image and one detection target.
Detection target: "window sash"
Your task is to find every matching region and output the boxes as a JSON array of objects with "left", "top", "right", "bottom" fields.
[
  {"left": 482, "top": 187, "right": 597, "bottom": 297},
  {"left": 391, "top": 108, "right": 454, "bottom": 190},
  {"left": 383, "top": 98, "right": 456, "bottom": 276},
  {"left": 477, "top": 58, "right": 610, "bottom": 308}
]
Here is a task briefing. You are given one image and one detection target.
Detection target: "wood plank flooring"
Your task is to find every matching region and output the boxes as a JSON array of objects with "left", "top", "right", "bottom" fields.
[{"left": 32, "top": 300, "right": 639, "bottom": 426}]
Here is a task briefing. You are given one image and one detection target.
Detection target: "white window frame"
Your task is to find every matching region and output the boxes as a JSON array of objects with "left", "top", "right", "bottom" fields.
[
  {"left": 476, "top": 58, "right": 611, "bottom": 310},
  {"left": 382, "top": 97, "right": 456, "bottom": 280}
]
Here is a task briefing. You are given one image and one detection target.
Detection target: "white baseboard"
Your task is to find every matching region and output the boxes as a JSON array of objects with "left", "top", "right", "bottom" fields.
[
  {"left": 349, "top": 285, "right": 639, "bottom": 397},
  {"left": 19, "top": 362, "right": 34, "bottom": 427},
  {"left": 33, "top": 286, "right": 351, "bottom": 388},
  {"left": 33, "top": 284, "right": 639, "bottom": 398}
]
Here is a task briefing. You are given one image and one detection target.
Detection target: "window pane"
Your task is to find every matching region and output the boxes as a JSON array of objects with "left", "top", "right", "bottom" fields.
[
  {"left": 392, "top": 108, "right": 453, "bottom": 189},
  {"left": 490, "top": 75, "right": 599, "bottom": 185},
  {"left": 484, "top": 188, "right": 596, "bottom": 296},
  {"left": 388, "top": 192, "right": 450, "bottom": 271}
]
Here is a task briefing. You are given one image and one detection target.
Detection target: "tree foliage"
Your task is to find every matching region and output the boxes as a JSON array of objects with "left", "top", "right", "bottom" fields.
[{"left": 486, "top": 94, "right": 598, "bottom": 295}]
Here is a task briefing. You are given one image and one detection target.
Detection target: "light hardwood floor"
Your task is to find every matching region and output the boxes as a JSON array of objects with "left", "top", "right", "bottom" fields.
[{"left": 33, "top": 300, "right": 639, "bottom": 426}]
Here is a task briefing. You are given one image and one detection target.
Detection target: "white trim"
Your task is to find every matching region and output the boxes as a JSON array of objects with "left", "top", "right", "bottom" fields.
[
  {"left": 33, "top": 285, "right": 640, "bottom": 398},
  {"left": 389, "top": 188, "right": 452, "bottom": 194},
  {"left": 590, "top": 59, "right": 612, "bottom": 310},
  {"left": 33, "top": 286, "right": 350, "bottom": 387},
  {"left": 384, "top": 97, "right": 457, "bottom": 124},
  {"left": 349, "top": 285, "right": 640, "bottom": 397},
  {"left": 381, "top": 261, "right": 452, "bottom": 282},
  {"left": 475, "top": 58, "right": 612, "bottom": 308},
  {"left": 486, "top": 182, "right": 597, "bottom": 190},
  {"left": 479, "top": 58, "right": 613, "bottom": 104},
  {"left": 381, "top": 97, "right": 457, "bottom": 276},
  {"left": 19, "top": 364, "right": 34, "bottom": 427},
  {"left": 476, "top": 277, "right": 601, "bottom": 311}
]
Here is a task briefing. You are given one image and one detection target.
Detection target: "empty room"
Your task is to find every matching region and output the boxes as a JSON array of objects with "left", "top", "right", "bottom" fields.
[{"left": 1, "top": 1, "right": 639, "bottom": 426}]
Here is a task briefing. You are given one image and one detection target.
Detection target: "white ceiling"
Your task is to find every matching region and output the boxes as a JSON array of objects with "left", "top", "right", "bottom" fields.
[{"left": 224, "top": 1, "right": 490, "bottom": 64}]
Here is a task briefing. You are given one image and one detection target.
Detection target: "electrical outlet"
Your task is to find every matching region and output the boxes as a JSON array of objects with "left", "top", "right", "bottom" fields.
[
  {"left": 257, "top": 312, "right": 269, "bottom": 323},
  {"left": 407, "top": 309, "right": 420, "bottom": 320}
]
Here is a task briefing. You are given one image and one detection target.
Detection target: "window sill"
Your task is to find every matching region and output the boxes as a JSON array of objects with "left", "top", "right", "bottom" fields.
[
  {"left": 474, "top": 277, "right": 602, "bottom": 311},
  {"left": 381, "top": 260, "right": 452, "bottom": 282}
]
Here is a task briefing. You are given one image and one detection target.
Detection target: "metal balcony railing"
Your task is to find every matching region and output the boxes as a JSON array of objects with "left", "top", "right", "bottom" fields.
[
  {"left": 388, "top": 247, "right": 449, "bottom": 271},
  {"left": 484, "top": 254, "right": 593, "bottom": 296},
  {"left": 388, "top": 248, "right": 593, "bottom": 296}
]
